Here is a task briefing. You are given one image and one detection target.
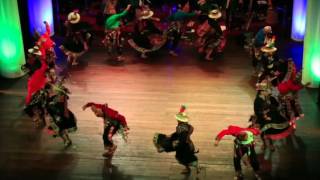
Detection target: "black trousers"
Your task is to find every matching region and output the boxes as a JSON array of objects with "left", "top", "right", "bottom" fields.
[
  {"left": 169, "top": 30, "right": 181, "bottom": 51},
  {"left": 103, "top": 125, "right": 118, "bottom": 146},
  {"left": 233, "top": 143, "right": 260, "bottom": 172}
]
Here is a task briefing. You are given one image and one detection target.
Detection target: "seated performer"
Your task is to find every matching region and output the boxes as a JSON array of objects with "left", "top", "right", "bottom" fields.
[
  {"left": 214, "top": 125, "right": 261, "bottom": 180},
  {"left": 253, "top": 26, "right": 276, "bottom": 76},
  {"left": 254, "top": 26, "right": 272, "bottom": 49},
  {"left": 260, "top": 46, "right": 278, "bottom": 77},
  {"left": 153, "top": 105, "right": 200, "bottom": 174},
  {"left": 82, "top": 102, "right": 129, "bottom": 158}
]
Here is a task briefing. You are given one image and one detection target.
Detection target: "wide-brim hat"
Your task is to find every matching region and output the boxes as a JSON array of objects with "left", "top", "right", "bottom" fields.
[
  {"left": 208, "top": 9, "right": 222, "bottom": 19},
  {"left": 28, "top": 46, "right": 42, "bottom": 56},
  {"left": 175, "top": 113, "right": 189, "bottom": 122},
  {"left": 139, "top": 10, "right": 154, "bottom": 20},
  {"left": 68, "top": 12, "right": 81, "bottom": 24},
  {"left": 261, "top": 46, "right": 277, "bottom": 53}
]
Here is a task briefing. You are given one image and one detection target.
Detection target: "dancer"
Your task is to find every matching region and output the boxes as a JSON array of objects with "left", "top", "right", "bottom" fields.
[
  {"left": 22, "top": 46, "right": 42, "bottom": 76},
  {"left": 102, "top": 4, "right": 131, "bottom": 61},
  {"left": 24, "top": 85, "right": 48, "bottom": 128},
  {"left": 214, "top": 125, "right": 261, "bottom": 180},
  {"left": 46, "top": 83, "right": 77, "bottom": 147},
  {"left": 129, "top": 5, "right": 166, "bottom": 59},
  {"left": 196, "top": 9, "right": 223, "bottom": 60},
  {"left": 35, "top": 21, "right": 55, "bottom": 58},
  {"left": 82, "top": 102, "right": 129, "bottom": 158},
  {"left": 277, "top": 59, "right": 310, "bottom": 120},
  {"left": 153, "top": 105, "right": 200, "bottom": 174},
  {"left": 167, "top": 10, "right": 198, "bottom": 56}
]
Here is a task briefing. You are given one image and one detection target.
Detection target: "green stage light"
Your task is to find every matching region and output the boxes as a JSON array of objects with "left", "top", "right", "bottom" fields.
[
  {"left": 303, "top": 0, "right": 320, "bottom": 87},
  {"left": 0, "top": 0, "right": 26, "bottom": 78}
]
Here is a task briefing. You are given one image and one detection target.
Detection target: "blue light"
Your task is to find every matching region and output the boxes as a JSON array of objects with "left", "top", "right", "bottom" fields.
[
  {"left": 28, "top": 0, "right": 54, "bottom": 36},
  {"left": 291, "top": 0, "right": 307, "bottom": 41}
]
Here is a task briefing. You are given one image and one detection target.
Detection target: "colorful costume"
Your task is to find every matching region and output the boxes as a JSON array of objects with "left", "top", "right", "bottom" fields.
[
  {"left": 277, "top": 60, "right": 304, "bottom": 120},
  {"left": 83, "top": 102, "right": 128, "bottom": 158},
  {"left": 103, "top": 9, "right": 129, "bottom": 60},
  {"left": 153, "top": 105, "right": 199, "bottom": 174},
  {"left": 24, "top": 88, "right": 48, "bottom": 127},
  {"left": 26, "top": 22, "right": 55, "bottom": 104},
  {"left": 36, "top": 22, "right": 55, "bottom": 59},
  {"left": 25, "top": 58, "right": 47, "bottom": 105},
  {"left": 215, "top": 125, "right": 260, "bottom": 179},
  {"left": 167, "top": 11, "right": 197, "bottom": 55},
  {"left": 128, "top": 9, "right": 167, "bottom": 58},
  {"left": 105, "top": 9, "right": 128, "bottom": 30},
  {"left": 46, "top": 85, "right": 77, "bottom": 137}
]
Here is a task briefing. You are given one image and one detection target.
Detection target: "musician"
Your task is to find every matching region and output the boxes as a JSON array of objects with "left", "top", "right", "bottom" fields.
[{"left": 254, "top": 26, "right": 272, "bottom": 49}]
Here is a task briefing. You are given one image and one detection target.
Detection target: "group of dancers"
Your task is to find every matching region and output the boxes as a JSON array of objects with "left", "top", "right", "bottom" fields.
[
  {"left": 20, "top": 1, "right": 307, "bottom": 180},
  {"left": 61, "top": 0, "right": 228, "bottom": 62}
]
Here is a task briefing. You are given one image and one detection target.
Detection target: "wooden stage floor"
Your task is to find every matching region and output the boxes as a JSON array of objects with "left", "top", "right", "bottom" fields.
[{"left": 0, "top": 40, "right": 320, "bottom": 180}]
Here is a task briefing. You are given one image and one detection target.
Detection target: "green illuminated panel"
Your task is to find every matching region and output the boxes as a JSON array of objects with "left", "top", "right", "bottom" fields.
[
  {"left": 303, "top": 0, "right": 320, "bottom": 87},
  {"left": 0, "top": 0, "right": 25, "bottom": 78}
]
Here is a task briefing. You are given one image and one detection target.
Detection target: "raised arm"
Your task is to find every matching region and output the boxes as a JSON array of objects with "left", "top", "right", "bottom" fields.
[{"left": 44, "top": 21, "right": 51, "bottom": 36}]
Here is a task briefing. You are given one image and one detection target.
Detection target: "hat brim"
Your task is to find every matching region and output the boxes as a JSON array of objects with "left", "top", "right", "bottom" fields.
[
  {"left": 139, "top": 11, "right": 154, "bottom": 20},
  {"left": 28, "top": 48, "right": 42, "bottom": 56},
  {"left": 68, "top": 13, "right": 81, "bottom": 24},
  {"left": 33, "top": 51, "right": 42, "bottom": 56},
  {"left": 261, "top": 46, "right": 277, "bottom": 53},
  {"left": 208, "top": 11, "right": 222, "bottom": 19},
  {"left": 175, "top": 114, "right": 189, "bottom": 122}
]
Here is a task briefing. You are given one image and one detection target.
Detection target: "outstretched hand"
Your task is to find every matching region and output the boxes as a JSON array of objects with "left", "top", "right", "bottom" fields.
[
  {"left": 82, "top": 105, "right": 88, "bottom": 111},
  {"left": 214, "top": 140, "right": 219, "bottom": 146},
  {"left": 125, "top": 4, "right": 132, "bottom": 11}
]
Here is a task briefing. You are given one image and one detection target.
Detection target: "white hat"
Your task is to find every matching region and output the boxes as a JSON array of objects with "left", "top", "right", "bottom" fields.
[
  {"left": 261, "top": 46, "right": 277, "bottom": 53},
  {"left": 208, "top": 9, "right": 222, "bottom": 19},
  {"left": 139, "top": 10, "right": 154, "bottom": 20},
  {"left": 28, "top": 46, "right": 42, "bottom": 56},
  {"left": 68, "top": 11, "right": 81, "bottom": 24}
]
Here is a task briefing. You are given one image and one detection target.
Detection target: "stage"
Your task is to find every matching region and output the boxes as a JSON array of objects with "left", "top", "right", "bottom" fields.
[{"left": 0, "top": 39, "right": 319, "bottom": 180}]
